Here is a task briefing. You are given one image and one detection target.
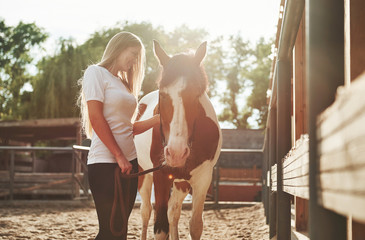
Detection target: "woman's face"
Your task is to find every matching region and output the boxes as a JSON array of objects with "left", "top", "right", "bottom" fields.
[{"left": 115, "top": 46, "right": 141, "bottom": 72}]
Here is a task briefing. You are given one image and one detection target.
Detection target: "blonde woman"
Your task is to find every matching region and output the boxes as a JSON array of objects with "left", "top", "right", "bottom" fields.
[{"left": 79, "top": 32, "right": 159, "bottom": 240}]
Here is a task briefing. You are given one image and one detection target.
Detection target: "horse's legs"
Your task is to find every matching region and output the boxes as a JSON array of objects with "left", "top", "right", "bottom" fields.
[
  {"left": 168, "top": 181, "right": 190, "bottom": 240},
  {"left": 189, "top": 166, "right": 213, "bottom": 240},
  {"left": 153, "top": 171, "right": 173, "bottom": 240},
  {"left": 139, "top": 173, "right": 153, "bottom": 240}
]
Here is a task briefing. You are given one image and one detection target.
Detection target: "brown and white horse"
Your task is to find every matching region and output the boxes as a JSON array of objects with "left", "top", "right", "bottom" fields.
[{"left": 134, "top": 41, "right": 222, "bottom": 240}]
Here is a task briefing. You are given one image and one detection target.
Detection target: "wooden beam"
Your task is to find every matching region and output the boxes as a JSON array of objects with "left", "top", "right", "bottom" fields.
[
  {"left": 295, "top": 197, "right": 309, "bottom": 231},
  {"left": 0, "top": 118, "right": 80, "bottom": 128},
  {"left": 306, "top": 0, "right": 347, "bottom": 237},
  {"left": 282, "top": 135, "right": 309, "bottom": 200},
  {"left": 350, "top": 0, "right": 365, "bottom": 81},
  {"left": 276, "top": 59, "right": 292, "bottom": 240},
  {"left": 317, "top": 73, "right": 365, "bottom": 223},
  {"left": 269, "top": 107, "right": 278, "bottom": 238}
]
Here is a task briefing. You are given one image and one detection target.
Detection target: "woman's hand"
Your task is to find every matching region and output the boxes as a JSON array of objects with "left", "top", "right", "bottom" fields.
[
  {"left": 116, "top": 154, "right": 132, "bottom": 174},
  {"left": 154, "top": 114, "right": 160, "bottom": 125},
  {"left": 133, "top": 113, "right": 161, "bottom": 135}
]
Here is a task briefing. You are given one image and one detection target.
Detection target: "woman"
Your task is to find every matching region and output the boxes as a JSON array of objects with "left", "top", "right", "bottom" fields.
[{"left": 78, "top": 32, "right": 159, "bottom": 240}]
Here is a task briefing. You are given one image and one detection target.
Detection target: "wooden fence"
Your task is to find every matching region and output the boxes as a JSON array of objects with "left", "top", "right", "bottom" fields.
[
  {"left": 0, "top": 145, "right": 262, "bottom": 204},
  {"left": 0, "top": 146, "right": 90, "bottom": 200},
  {"left": 262, "top": 0, "right": 365, "bottom": 239}
]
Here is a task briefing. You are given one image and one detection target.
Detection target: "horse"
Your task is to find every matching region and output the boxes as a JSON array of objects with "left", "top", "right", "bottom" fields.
[{"left": 134, "top": 40, "right": 222, "bottom": 240}]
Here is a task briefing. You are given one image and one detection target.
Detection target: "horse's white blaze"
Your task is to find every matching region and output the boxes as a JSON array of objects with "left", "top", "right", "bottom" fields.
[{"left": 162, "top": 78, "right": 190, "bottom": 166}]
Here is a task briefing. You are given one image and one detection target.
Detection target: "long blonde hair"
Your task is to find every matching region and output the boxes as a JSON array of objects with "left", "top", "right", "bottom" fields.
[{"left": 78, "top": 32, "right": 146, "bottom": 138}]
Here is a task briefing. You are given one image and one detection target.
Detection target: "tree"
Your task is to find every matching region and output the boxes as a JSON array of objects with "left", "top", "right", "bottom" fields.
[
  {"left": 0, "top": 19, "right": 48, "bottom": 120},
  {"left": 29, "top": 21, "right": 211, "bottom": 119},
  {"left": 246, "top": 37, "right": 273, "bottom": 128},
  {"left": 31, "top": 38, "right": 87, "bottom": 118},
  {"left": 2, "top": 19, "right": 272, "bottom": 129},
  {"left": 218, "top": 34, "right": 252, "bottom": 129},
  {"left": 218, "top": 36, "right": 273, "bottom": 129}
]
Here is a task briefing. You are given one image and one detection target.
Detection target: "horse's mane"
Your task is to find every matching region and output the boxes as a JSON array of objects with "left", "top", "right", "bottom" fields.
[{"left": 157, "top": 53, "right": 208, "bottom": 95}]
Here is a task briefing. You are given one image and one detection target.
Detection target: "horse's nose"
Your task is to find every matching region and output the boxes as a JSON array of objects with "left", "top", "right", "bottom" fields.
[{"left": 165, "top": 145, "right": 190, "bottom": 164}]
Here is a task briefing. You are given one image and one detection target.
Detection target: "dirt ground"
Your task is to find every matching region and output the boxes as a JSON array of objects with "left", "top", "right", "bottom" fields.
[{"left": 0, "top": 202, "right": 269, "bottom": 240}]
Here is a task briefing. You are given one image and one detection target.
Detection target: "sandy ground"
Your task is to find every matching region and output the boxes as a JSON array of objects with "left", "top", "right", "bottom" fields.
[{"left": 0, "top": 202, "right": 268, "bottom": 240}]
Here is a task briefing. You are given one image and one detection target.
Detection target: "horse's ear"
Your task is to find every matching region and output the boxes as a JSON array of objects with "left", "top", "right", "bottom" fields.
[
  {"left": 153, "top": 40, "right": 170, "bottom": 67},
  {"left": 194, "top": 41, "right": 207, "bottom": 65}
]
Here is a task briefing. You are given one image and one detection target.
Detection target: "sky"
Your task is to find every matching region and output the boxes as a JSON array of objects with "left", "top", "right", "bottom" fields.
[
  {"left": 1, "top": 0, "right": 281, "bottom": 128},
  {"left": 1, "top": 0, "right": 280, "bottom": 52}
]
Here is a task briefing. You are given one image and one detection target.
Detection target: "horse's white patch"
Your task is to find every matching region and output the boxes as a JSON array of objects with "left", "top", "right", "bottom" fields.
[{"left": 134, "top": 90, "right": 159, "bottom": 171}]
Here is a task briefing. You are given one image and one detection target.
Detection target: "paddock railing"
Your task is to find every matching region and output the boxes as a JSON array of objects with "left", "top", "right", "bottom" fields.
[
  {"left": 0, "top": 145, "right": 263, "bottom": 204},
  {"left": 0, "top": 146, "right": 90, "bottom": 200},
  {"left": 213, "top": 148, "right": 263, "bottom": 205},
  {"left": 261, "top": 0, "right": 365, "bottom": 237}
]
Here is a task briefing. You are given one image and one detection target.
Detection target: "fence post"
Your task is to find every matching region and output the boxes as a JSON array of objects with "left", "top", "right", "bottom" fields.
[
  {"left": 269, "top": 106, "right": 277, "bottom": 238},
  {"left": 71, "top": 150, "right": 75, "bottom": 199},
  {"left": 263, "top": 132, "right": 270, "bottom": 224},
  {"left": 306, "top": 0, "right": 347, "bottom": 238},
  {"left": 9, "top": 150, "right": 15, "bottom": 201},
  {"left": 276, "top": 59, "right": 292, "bottom": 240},
  {"left": 213, "top": 161, "right": 220, "bottom": 206}
]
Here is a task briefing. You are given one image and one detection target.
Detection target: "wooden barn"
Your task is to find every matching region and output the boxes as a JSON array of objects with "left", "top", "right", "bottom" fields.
[
  {"left": 0, "top": 118, "right": 87, "bottom": 200},
  {"left": 211, "top": 129, "right": 264, "bottom": 202},
  {"left": 262, "top": 0, "right": 365, "bottom": 239}
]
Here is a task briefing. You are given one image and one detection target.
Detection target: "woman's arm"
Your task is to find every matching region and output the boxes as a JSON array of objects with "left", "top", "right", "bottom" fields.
[
  {"left": 87, "top": 100, "right": 132, "bottom": 174},
  {"left": 133, "top": 114, "right": 160, "bottom": 135}
]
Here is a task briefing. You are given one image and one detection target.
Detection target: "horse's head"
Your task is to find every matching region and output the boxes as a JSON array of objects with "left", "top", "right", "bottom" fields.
[{"left": 154, "top": 40, "right": 208, "bottom": 168}]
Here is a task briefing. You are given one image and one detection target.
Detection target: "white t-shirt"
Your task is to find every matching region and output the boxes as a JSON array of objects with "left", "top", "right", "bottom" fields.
[{"left": 82, "top": 64, "right": 138, "bottom": 165}]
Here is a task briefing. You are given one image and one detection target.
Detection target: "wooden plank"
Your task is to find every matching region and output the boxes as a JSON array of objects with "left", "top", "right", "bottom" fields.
[
  {"left": 318, "top": 167, "right": 365, "bottom": 193},
  {"left": 293, "top": 12, "right": 306, "bottom": 142},
  {"left": 315, "top": 74, "right": 365, "bottom": 224},
  {"left": 352, "top": 220, "right": 365, "bottom": 239},
  {"left": 295, "top": 197, "right": 309, "bottom": 231},
  {"left": 317, "top": 74, "right": 365, "bottom": 141},
  {"left": 319, "top": 143, "right": 365, "bottom": 173},
  {"left": 283, "top": 152, "right": 309, "bottom": 176},
  {"left": 317, "top": 75, "right": 365, "bottom": 188},
  {"left": 0, "top": 118, "right": 80, "bottom": 128},
  {"left": 10, "top": 151, "right": 14, "bottom": 200},
  {"left": 284, "top": 186, "right": 309, "bottom": 200},
  {"left": 0, "top": 178, "right": 72, "bottom": 197},
  {"left": 0, "top": 189, "right": 73, "bottom": 197},
  {"left": 271, "top": 164, "right": 277, "bottom": 191},
  {"left": 350, "top": 0, "right": 365, "bottom": 81},
  {"left": 283, "top": 175, "right": 309, "bottom": 188},
  {"left": 14, "top": 166, "right": 33, "bottom": 172},
  {"left": 318, "top": 190, "right": 365, "bottom": 223},
  {"left": 283, "top": 163, "right": 309, "bottom": 181},
  {"left": 219, "top": 177, "right": 261, "bottom": 183},
  {"left": 283, "top": 134, "right": 309, "bottom": 170},
  {"left": 219, "top": 168, "right": 262, "bottom": 179},
  {"left": 318, "top": 105, "right": 365, "bottom": 158},
  {"left": 0, "top": 173, "right": 84, "bottom": 183},
  {"left": 344, "top": 0, "right": 351, "bottom": 86}
]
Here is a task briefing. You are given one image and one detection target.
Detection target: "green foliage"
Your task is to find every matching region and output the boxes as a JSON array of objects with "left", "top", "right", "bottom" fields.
[
  {"left": 0, "top": 19, "right": 48, "bottom": 120},
  {"left": 246, "top": 37, "right": 273, "bottom": 128},
  {"left": 218, "top": 36, "right": 273, "bottom": 129},
  {"left": 0, "top": 20, "right": 273, "bottom": 129},
  {"left": 31, "top": 39, "right": 87, "bottom": 118},
  {"left": 218, "top": 34, "right": 252, "bottom": 129}
]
